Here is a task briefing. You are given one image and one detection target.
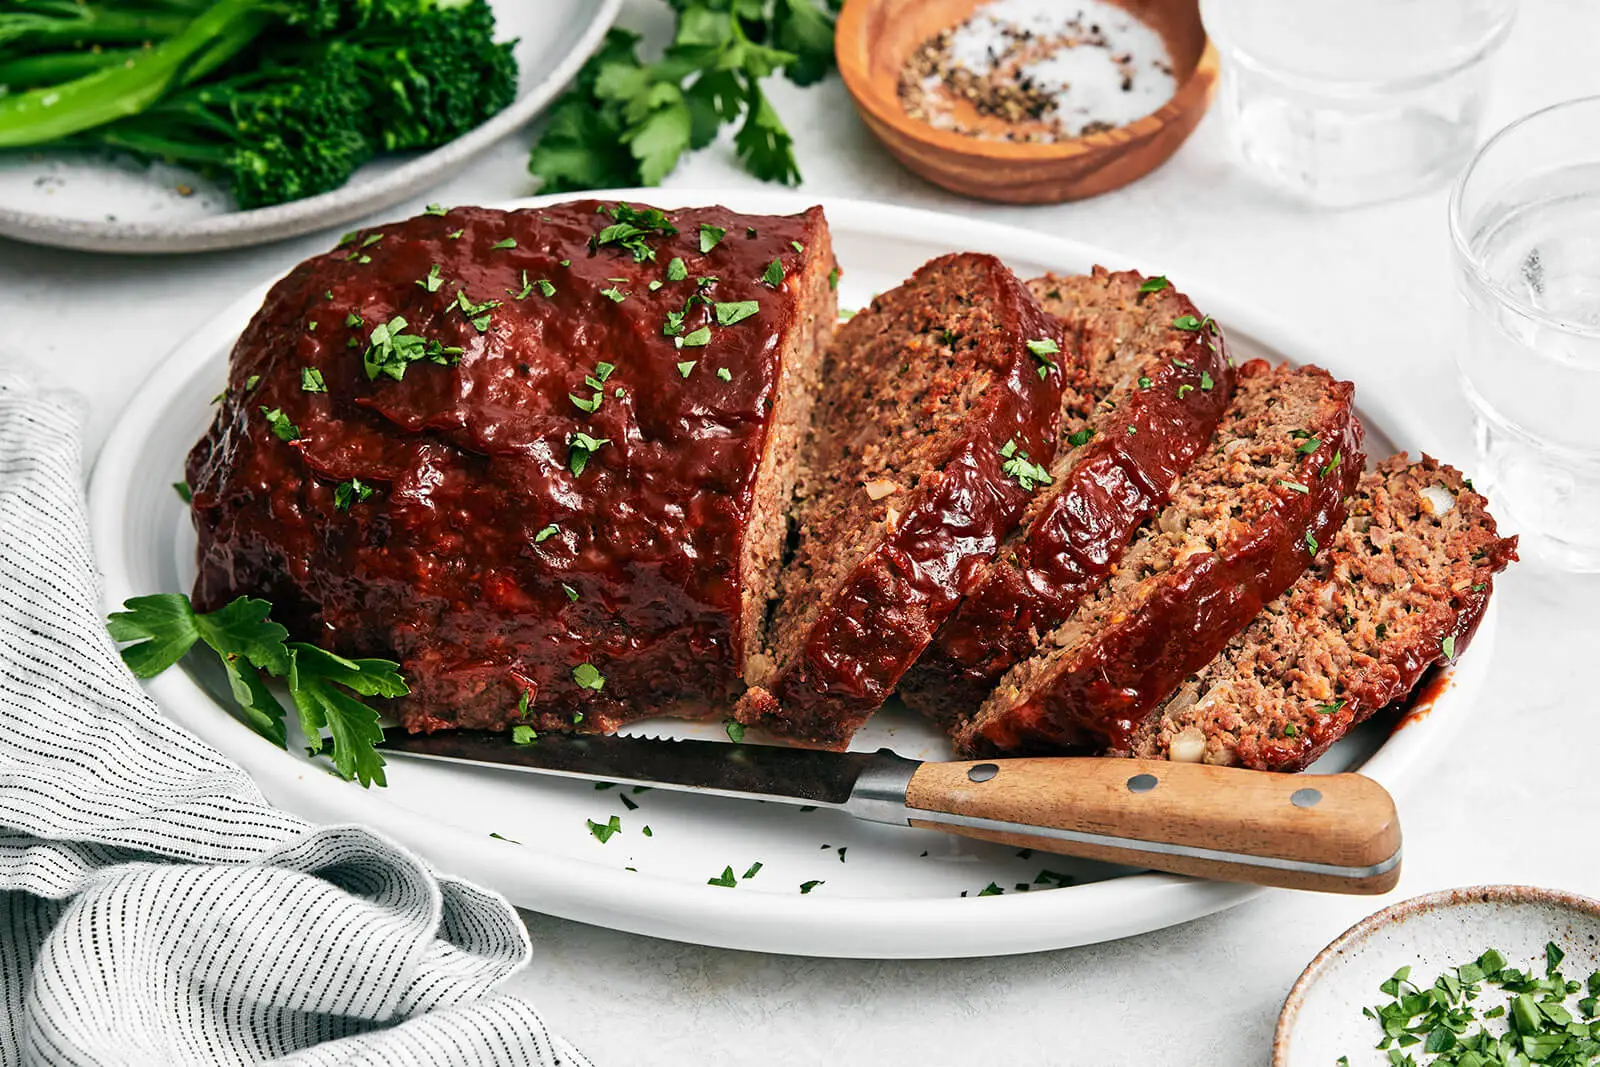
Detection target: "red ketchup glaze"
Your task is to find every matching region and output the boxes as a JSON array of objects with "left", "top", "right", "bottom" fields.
[
  {"left": 906, "top": 312, "right": 1237, "bottom": 723},
  {"left": 186, "top": 201, "right": 831, "bottom": 733},
  {"left": 977, "top": 367, "right": 1367, "bottom": 755},
  {"left": 758, "top": 257, "right": 1068, "bottom": 747}
]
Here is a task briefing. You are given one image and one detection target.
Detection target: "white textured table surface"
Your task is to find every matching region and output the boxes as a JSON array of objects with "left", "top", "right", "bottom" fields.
[{"left": 2, "top": 2, "right": 1596, "bottom": 1063}]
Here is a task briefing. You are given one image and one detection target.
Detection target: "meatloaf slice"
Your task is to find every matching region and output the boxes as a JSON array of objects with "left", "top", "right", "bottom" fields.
[
  {"left": 898, "top": 268, "right": 1236, "bottom": 727},
  {"left": 186, "top": 199, "right": 837, "bottom": 735},
  {"left": 956, "top": 360, "right": 1365, "bottom": 756},
  {"left": 1118, "top": 455, "right": 1517, "bottom": 771},
  {"left": 735, "top": 253, "right": 1067, "bottom": 748}
]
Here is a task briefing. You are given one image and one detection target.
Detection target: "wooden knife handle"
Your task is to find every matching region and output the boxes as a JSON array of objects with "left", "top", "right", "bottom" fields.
[{"left": 904, "top": 758, "right": 1401, "bottom": 894}]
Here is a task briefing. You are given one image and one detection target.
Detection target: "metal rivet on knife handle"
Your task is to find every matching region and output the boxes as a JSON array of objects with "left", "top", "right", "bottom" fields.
[
  {"left": 1126, "top": 773, "right": 1159, "bottom": 793},
  {"left": 967, "top": 763, "right": 999, "bottom": 783},
  {"left": 1291, "top": 787, "right": 1323, "bottom": 808}
]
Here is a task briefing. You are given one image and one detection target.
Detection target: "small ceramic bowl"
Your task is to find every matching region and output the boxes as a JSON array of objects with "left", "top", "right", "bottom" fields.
[
  {"left": 835, "top": 0, "right": 1219, "bottom": 203},
  {"left": 1275, "top": 886, "right": 1600, "bottom": 1066}
]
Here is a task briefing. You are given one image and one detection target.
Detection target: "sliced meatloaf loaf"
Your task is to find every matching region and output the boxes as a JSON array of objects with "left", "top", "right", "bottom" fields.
[
  {"left": 898, "top": 268, "right": 1236, "bottom": 726},
  {"left": 736, "top": 253, "right": 1067, "bottom": 748},
  {"left": 955, "top": 360, "right": 1365, "bottom": 756},
  {"left": 1118, "top": 455, "right": 1517, "bottom": 771},
  {"left": 186, "top": 199, "right": 837, "bottom": 735}
]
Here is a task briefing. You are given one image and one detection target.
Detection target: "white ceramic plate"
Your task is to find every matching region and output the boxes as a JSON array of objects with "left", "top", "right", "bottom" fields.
[
  {"left": 0, "top": 0, "right": 621, "bottom": 254},
  {"left": 1275, "top": 886, "right": 1600, "bottom": 1065},
  {"left": 87, "top": 190, "right": 1498, "bottom": 959}
]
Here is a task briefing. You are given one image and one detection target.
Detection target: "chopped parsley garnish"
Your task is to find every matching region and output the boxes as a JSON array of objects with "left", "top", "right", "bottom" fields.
[
  {"left": 592, "top": 203, "right": 678, "bottom": 262},
  {"left": 746, "top": 226, "right": 757, "bottom": 238},
  {"left": 454, "top": 290, "right": 501, "bottom": 332},
  {"left": 1296, "top": 436, "right": 1322, "bottom": 454},
  {"left": 570, "top": 391, "right": 602, "bottom": 414},
  {"left": 534, "top": 524, "right": 559, "bottom": 543},
  {"left": 1306, "top": 531, "right": 1318, "bottom": 555},
  {"left": 361, "top": 233, "right": 384, "bottom": 248},
  {"left": 1200, "top": 371, "right": 1215, "bottom": 391},
  {"left": 511, "top": 725, "right": 537, "bottom": 745},
  {"left": 333, "top": 478, "right": 373, "bottom": 511},
  {"left": 642, "top": 825, "right": 653, "bottom": 837},
  {"left": 977, "top": 882, "right": 1004, "bottom": 897},
  {"left": 699, "top": 224, "right": 726, "bottom": 253},
  {"left": 679, "top": 326, "right": 711, "bottom": 348},
  {"left": 1173, "top": 315, "right": 1202, "bottom": 330},
  {"left": 588, "top": 815, "right": 621, "bottom": 843},
  {"left": 171, "top": 480, "right": 193, "bottom": 504},
  {"left": 1322, "top": 449, "right": 1343, "bottom": 477},
  {"left": 761, "top": 258, "right": 785, "bottom": 287},
  {"left": 260, "top": 407, "right": 299, "bottom": 441},
  {"left": 1138, "top": 376, "right": 1153, "bottom": 389},
  {"left": 1442, "top": 635, "right": 1456, "bottom": 660},
  {"left": 447, "top": 229, "right": 464, "bottom": 240},
  {"left": 725, "top": 719, "right": 745, "bottom": 743},
  {"left": 1314, "top": 700, "right": 1345, "bottom": 715},
  {"left": 1279, "top": 479, "right": 1311, "bottom": 494},
  {"left": 1066, "top": 428, "right": 1095, "bottom": 448},
  {"left": 1026, "top": 338, "right": 1060, "bottom": 357},
  {"left": 417, "top": 264, "right": 444, "bottom": 292},
  {"left": 677, "top": 361, "right": 697, "bottom": 378},
  {"left": 828, "top": 266, "right": 840, "bottom": 291},
  {"left": 1177, "top": 384, "right": 1195, "bottom": 399},
  {"left": 1139, "top": 276, "right": 1169, "bottom": 294},
  {"left": 666, "top": 257, "right": 688, "bottom": 282},
  {"left": 300, "top": 367, "right": 327, "bottom": 393},
  {"left": 791, "top": 241, "right": 804, "bottom": 253},
  {"left": 363, "top": 316, "right": 463, "bottom": 381},
  {"left": 715, "top": 300, "right": 760, "bottom": 326},
  {"left": 245, "top": 374, "right": 261, "bottom": 391},
  {"left": 424, "top": 203, "right": 448, "bottom": 216},
  {"left": 567, "top": 432, "right": 611, "bottom": 476},
  {"left": 999, "top": 439, "right": 1052, "bottom": 492},
  {"left": 107, "top": 593, "right": 401, "bottom": 787},
  {"left": 716, "top": 367, "right": 732, "bottom": 382},
  {"left": 600, "top": 286, "right": 627, "bottom": 303},
  {"left": 799, "top": 880, "right": 823, "bottom": 894},
  {"left": 344, "top": 312, "right": 362, "bottom": 329},
  {"left": 491, "top": 237, "right": 518, "bottom": 250},
  {"left": 573, "top": 662, "right": 605, "bottom": 691},
  {"left": 708, "top": 866, "right": 738, "bottom": 888},
  {"left": 743, "top": 861, "right": 763, "bottom": 879},
  {"left": 619, "top": 792, "right": 637, "bottom": 809}
]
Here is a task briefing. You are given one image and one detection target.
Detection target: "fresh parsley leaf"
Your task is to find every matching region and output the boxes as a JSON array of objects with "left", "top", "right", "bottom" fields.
[
  {"left": 589, "top": 815, "right": 622, "bottom": 843},
  {"left": 716, "top": 367, "right": 732, "bottom": 382},
  {"left": 568, "top": 432, "right": 611, "bottom": 476},
  {"left": 260, "top": 407, "right": 299, "bottom": 442},
  {"left": 1139, "top": 276, "right": 1169, "bottom": 294},
  {"left": 363, "top": 316, "right": 463, "bottom": 381},
  {"left": 699, "top": 223, "right": 726, "bottom": 253},
  {"left": 761, "top": 258, "right": 785, "bottom": 287},
  {"left": 828, "top": 266, "right": 840, "bottom": 291},
  {"left": 1000, "top": 443, "right": 1052, "bottom": 492},
  {"left": 600, "top": 286, "right": 627, "bottom": 303},
  {"left": 708, "top": 865, "right": 738, "bottom": 888},
  {"left": 512, "top": 724, "right": 537, "bottom": 745},
  {"left": 287, "top": 643, "right": 402, "bottom": 788},
  {"left": 591, "top": 202, "right": 678, "bottom": 262},
  {"left": 1172, "top": 315, "right": 1203, "bottom": 331},
  {"left": 417, "top": 264, "right": 444, "bottom": 292},
  {"left": 491, "top": 238, "right": 518, "bottom": 250},
  {"left": 715, "top": 300, "right": 760, "bottom": 325},
  {"left": 725, "top": 719, "right": 745, "bottom": 743},
  {"left": 424, "top": 203, "right": 448, "bottom": 216},
  {"left": 799, "top": 879, "right": 823, "bottom": 894},
  {"left": 1442, "top": 635, "right": 1456, "bottom": 660},
  {"left": 1066, "top": 428, "right": 1094, "bottom": 448},
  {"left": 680, "top": 326, "right": 712, "bottom": 347},
  {"left": 666, "top": 257, "right": 688, "bottom": 282},
  {"left": 743, "top": 861, "right": 763, "bottom": 879},
  {"left": 173, "top": 480, "right": 193, "bottom": 504},
  {"left": 300, "top": 367, "right": 327, "bottom": 393},
  {"left": 333, "top": 478, "right": 373, "bottom": 512},
  {"left": 677, "top": 361, "right": 697, "bottom": 378},
  {"left": 573, "top": 662, "right": 605, "bottom": 690},
  {"left": 534, "top": 524, "right": 559, "bottom": 543}
]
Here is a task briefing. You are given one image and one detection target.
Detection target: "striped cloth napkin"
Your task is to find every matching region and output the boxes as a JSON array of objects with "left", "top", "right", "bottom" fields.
[{"left": 0, "top": 366, "right": 590, "bottom": 1065}]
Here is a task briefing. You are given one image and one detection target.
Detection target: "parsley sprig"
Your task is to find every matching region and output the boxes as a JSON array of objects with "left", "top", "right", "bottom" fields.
[
  {"left": 107, "top": 594, "right": 403, "bottom": 787},
  {"left": 528, "top": 2, "right": 842, "bottom": 193}
]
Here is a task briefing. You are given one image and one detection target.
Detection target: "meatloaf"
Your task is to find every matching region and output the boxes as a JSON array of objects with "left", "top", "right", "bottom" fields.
[
  {"left": 186, "top": 200, "right": 837, "bottom": 734},
  {"left": 956, "top": 360, "right": 1365, "bottom": 756},
  {"left": 735, "top": 253, "right": 1067, "bottom": 748},
  {"left": 898, "top": 268, "right": 1236, "bottom": 726},
  {"left": 1119, "top": 455, "right": 1517, "bottom": 771}
]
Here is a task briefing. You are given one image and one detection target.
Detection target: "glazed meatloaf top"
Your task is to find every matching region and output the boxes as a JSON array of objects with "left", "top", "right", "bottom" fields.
[
  {"left": 186, "top": 200, "right": 837, "bottom": 734},
  {"left": 898, "top": 268, "right": 1236, "bottom": 726},
  {"left": 735, "top": 253, "right": 1066, "bottom": 748},
  {"left": 957, "top": 360, "right": 1365, "bottom": 756},
  {"left": 1120, "top": 455, "right": 1517, "bottom": 771}
]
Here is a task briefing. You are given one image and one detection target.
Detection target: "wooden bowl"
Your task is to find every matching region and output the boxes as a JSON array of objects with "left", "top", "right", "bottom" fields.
[{"left": 835, "top": 0, "right": 1220, "bottom": 203}]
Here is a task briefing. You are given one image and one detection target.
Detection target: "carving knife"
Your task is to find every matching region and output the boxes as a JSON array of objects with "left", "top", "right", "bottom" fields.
[{"left": 379, "top": 731, "right": 1401, "bottom": 894}]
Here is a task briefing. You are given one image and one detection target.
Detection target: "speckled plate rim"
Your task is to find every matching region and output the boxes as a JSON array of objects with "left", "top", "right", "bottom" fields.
[
  {"left": 1273, "top": 886, "right": 1600, "bottom": 1064},
  {"left": 0, "top": 0, "right": 622, "bottom": 255},
  {"left": 87, "top": 189, "right": 1498, "bottom": 958}
]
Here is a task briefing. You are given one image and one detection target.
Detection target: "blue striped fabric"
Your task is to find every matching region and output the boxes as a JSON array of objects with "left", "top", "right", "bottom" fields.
[{"left": 0, "top": 368, "right": 589, "bottom": 1067}]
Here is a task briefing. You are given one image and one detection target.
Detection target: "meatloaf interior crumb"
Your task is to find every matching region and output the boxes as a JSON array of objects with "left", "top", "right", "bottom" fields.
[
  {"left": 738, "top": 231, "right": 838, "bottom": 676},
  {"left": 897, "top": 267, "right": 1236, "bottom": 726},
  {"left": 958, "top": 360, "right": 1362, "bottom": 754},
  {"left": 1121, "top": 454, "right": 1518, "bottom": 770},
  {"left": 763, "top": 255, "right": 1031, "bottom": 677}
]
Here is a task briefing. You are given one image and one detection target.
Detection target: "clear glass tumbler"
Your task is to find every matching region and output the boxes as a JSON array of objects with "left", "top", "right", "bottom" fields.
[
  {"left": 1451, "top": 97, "right": 1600, "bottom": 571},
  {"left": 1200, "top": 0, "right": 1518, "bottom": 207}
]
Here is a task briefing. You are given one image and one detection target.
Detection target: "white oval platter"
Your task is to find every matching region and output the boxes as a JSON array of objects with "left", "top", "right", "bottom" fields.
[
  {"left": 87, "top": 190, "right": 1497, "bottom": 958},
  {"left": 0, "top": 0, "right": 621, "bottom": 254}
]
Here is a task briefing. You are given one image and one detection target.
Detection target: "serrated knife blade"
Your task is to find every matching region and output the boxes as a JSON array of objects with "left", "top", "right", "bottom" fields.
[{"left": 377, "top": 730, "right": 1405, "bottom": 894}]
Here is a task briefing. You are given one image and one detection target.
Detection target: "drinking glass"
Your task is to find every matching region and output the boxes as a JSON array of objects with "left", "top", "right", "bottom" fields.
[
  {"left": 1200, "top": 0, "right": 1518, "bottom": 207},
  {"left": 1451, "top": 97, "right": 1600, "bottom": 571}
]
